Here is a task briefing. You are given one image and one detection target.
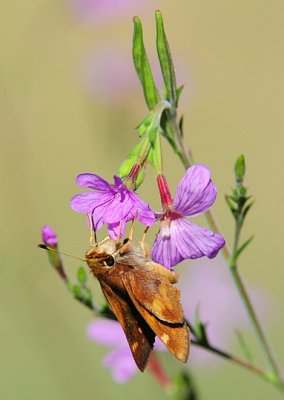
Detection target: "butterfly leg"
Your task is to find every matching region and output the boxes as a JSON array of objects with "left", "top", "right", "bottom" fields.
[
  {"left": 115, "top": 220, "right": 124, "bottom": 243},
  {"left": 128, "top": 218, "right": 136, "bottom": 241},
  {"left": 140, "top": 226, "right": 151, "bottom": 257},
  {"left": 87, "top": 211, "right": 98, "bottom": 246}
]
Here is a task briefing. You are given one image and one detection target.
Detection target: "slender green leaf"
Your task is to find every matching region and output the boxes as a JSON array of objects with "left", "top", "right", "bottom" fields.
[
  {"left": 225, "top": 195, "right": 238, "bottom": 219},
  {"left": 147, "top": 129, "right": 162, "bottom": 174},
  {"left": 194, "top": 306, "right": 209, "bottom": 345},
  {"left": 137, "top": 113, "right": 153, "bottom": 137},
  {"left": 133, "top": 17, "right": 160, "bottom": 110},
  {"left": 235, "top": 235, "right": 254, "bottom": 259},
  {"left": 243, "top": 201, "right": 254, "bottom": 220},
  {"left": 236, "top": 330, "right": 254, "bottom": 363},
  {"left": 155, "top": 10, "right": 177, "bottom": 105},
  {"left": 170, "top": 371, "right": 199, "bottom": 400},
  {"left": 179, "top": 115, "right": 184, "bottom": 137},
  {"left": 176, "top": 85, "right": 184, "bottom": 106},
  {"left": 77, "top": 266, "right": 87, "bottom": 285},
  {"left": 135, "top": 168, "right": 145, "bottom": 190},
  {"left": 72, "top": 284, "right": 81, "bottom": 297},
  {"left": 118, "top": 140, "right": 144, "bottom": 178}
]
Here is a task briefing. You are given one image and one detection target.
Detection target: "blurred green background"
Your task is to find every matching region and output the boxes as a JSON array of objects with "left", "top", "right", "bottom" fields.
[{"left": 1, "top": 1, "right": 284, "bottom": 399}]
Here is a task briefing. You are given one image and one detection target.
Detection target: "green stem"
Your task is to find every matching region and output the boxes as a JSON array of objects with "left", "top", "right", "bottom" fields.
[
  {"left": 230, "top": 267, "right": 281, "bottom": 379},
  {"left": 169, "top": 114, "right": 283, "bottom": 387},
  {"left": 190, "top": 339, "right": 269, "bottom": 382}
]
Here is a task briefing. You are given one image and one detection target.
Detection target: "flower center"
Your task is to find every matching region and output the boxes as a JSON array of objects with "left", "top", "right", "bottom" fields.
[{"left": 163, "top": 209, "right": 182, "bottom": 221}]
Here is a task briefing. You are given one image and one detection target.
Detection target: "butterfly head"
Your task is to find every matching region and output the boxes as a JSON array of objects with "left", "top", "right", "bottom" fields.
[{"left": 85, "top": 237, "right": 120, "bottom": 269}]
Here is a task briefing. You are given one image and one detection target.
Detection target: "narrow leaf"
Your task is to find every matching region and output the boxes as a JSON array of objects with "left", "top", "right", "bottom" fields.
[
  {"left": 72, "top": 284, "right": 81, "bottom": 297},
  {"left": 225, "top": 195, "right": 237, "bottom": 219},
  {"left": 194, "top": 306, "right": 209, "bottom": 345},
  {"left": 243, "top": 201, "right": 254, "bottom": 220},
  {"left": 176, "top": 85, "right": 184, "bottom": 106},
  {"left": 236, "top": 330, "right": 254, "bottom": 363},
  {"left": 133, "top": 17, "right": 160, "bottom": 110},
  {"left": 179, "top": 115, "right": 184, "bottom": 137},
  {"left": 118, "top": 140, "right": 144, "bottom": 179},
  {"left": 235, "top": 235, "right": 254, "bottom": 259},
  {"left": 77, "top": 266, "right": 87, "bottom": 285},
  {"left": 171, "top": 371, "right": 199, "bottom": 400},
  {"left": 137, "top": 113, "right": 153, "bottom": 137},
  {"left": 147, "top": 129, "right": 162, "bottom": 174},
  {"left": 155, "top": 10, "right": 177, "bottom": 105}
]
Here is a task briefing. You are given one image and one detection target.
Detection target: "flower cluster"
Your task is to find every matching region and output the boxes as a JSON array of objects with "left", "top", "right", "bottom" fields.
[
  {"left": 69, "top": 165, "right": 225, "bottom": 379},
  {"left": 71, "top": 164, "right": 225, "bottom": 268}
]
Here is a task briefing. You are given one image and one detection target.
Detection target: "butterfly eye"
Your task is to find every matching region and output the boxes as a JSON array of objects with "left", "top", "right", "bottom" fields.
[
  {"left": 123, "top": 238, "right": 129, "bottom": 245},
  {"left": 104, "top": 256, "right": 115, "bottom": 267}
]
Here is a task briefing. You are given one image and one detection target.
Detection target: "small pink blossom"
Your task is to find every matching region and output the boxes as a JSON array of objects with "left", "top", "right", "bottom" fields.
[
  {"left": 71, "top": 173, "right": 155, "bottom": 238},
  {"left": 41, "top": 225, "right": 58, "bottom": 246},
  {"left": 152, "top": 164, "right": 225, "bottom": 269},
  {"left": 87, "top": 319, "right": 165, "bottom": 383}
]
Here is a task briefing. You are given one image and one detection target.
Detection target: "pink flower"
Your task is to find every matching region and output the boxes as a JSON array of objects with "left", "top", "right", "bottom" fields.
[
  {"left": 71, "top": 173, "right": 155, "bottom": 238},
  {"left": 68, "top": 0, "right": 149, "bottom": 25},
  {"left": 179, "top": 256, "right": 274, "bottom": 367},
  {"left": 41, "top": 225, "right": 58, "bottom": 246},
  {"left": 87, "top": 319, "right": 165, "bottom": 383},
  {"left": 152, "top": 164, "right": 225, "bottom": 269},
  {"left": 81, "top": 45, "right": 138, "bottom": 102}
]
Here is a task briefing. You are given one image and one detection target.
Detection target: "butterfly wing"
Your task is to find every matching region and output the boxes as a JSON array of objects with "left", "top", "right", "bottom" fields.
[
  {"left": 121, "top": 270, "right": 190, "bottom": 363},
  {"left": 123, "top": 268, "right": 184, "bottom": 323},
  {"left": 99, "top": 279, "right": 155, "bottom": 371}
]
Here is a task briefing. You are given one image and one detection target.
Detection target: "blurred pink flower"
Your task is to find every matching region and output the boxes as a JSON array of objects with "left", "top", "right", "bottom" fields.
[
  {"left": 67, "top": 0, "right": 150, "bottom": 25},
  {"left": 81, "top": 45, "right": 138, "bottom": 103},
  {"left": 179, "top": 256, "right": 274, "bottom": 367},
  {"left": 87, "top": 319, "right": 166, "bottom": 383},
  {"left": 80, "top": 42, "right": 189, "bottom": 105}
]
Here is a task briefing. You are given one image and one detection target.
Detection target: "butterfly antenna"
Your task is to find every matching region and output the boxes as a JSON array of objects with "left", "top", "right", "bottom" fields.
[
  {"left": 88, "top": 211, "right": 98, "bottom": 246},
  {"left": 38, "top": 244, "right": 86, "bottom": 262}
]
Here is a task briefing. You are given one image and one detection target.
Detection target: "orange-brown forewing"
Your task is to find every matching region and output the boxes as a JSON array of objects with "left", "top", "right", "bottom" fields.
[
  {"left": 86, "top": 237, "right": 190, "bottom": 371},
  {"left": 121, "top": 268, "right": 189, "bottom": 362},
  {"left": 99, "top": 278, "right": 155, "bottom": 371}
]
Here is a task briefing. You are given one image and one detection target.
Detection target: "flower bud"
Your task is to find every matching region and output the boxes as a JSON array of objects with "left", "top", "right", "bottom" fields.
[{"left": 42, "top": 225, "right": 58, "bottom": 247}]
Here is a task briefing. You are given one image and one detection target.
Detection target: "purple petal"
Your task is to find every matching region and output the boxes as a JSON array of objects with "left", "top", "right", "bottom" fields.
[
  {"left": 174, "top": 164, "right": 217, "bottom": 217},
  {"left": 155, "top": 337, "right": 167, "bottom": 351},
  {"left": 173, "top": 218, "right": 225, "bottom": 260},
  {"left": 102, "top": 190, "right": 155, "bottom": 226},
  {"left": 103, "top": 347, "right": 138, "bottom": 383},
  {"left": 131, "top": 195, "right": 156, "bottom": 226},
  {"left": 76, "top": 173, "right": 111, "bottom": 191},
  {"left": 42, "top": 225, "right": 58, "bottom": 246},
  {"left": 102, "top": 190, "right": 133, "bottom": 223},
  {"left": 86, "top": 320, "right": 126, "bottom": 346},
  {"left": 113, "top": 175, "right": 124, "bottom": 188},
  {"left": 152, "top": 217, "right": 225, "bottom": 268},
  {"left": 70, "top": 191, "right": 111, "bottom": 213},
  {"left": 152, "top": 223, "right": 183, "bottom": 269},
  {"left": 107, "top": 220, "right": 126, "bottom": 240}
]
